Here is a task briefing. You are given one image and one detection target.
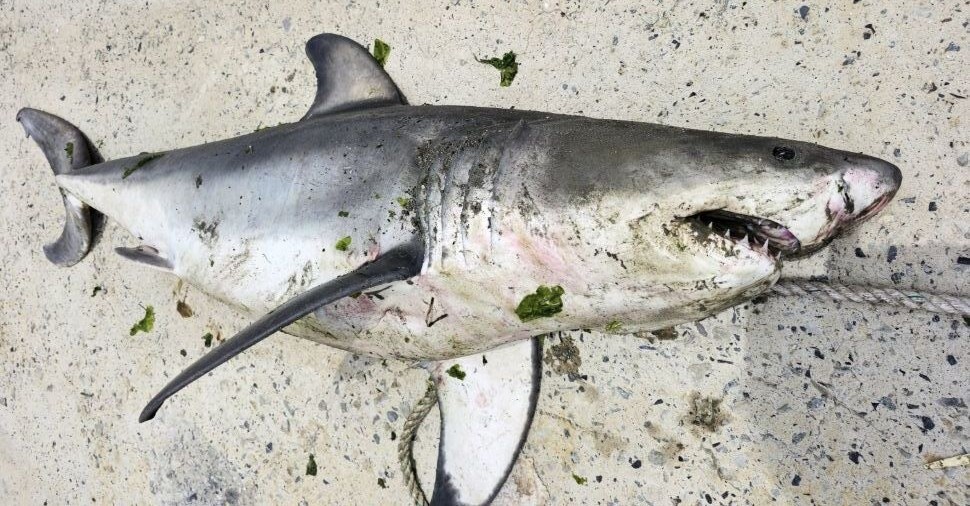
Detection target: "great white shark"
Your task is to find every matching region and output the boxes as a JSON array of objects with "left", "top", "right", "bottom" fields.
[{"left": 18, "top": 33, "right": 900, "bottom": 505}]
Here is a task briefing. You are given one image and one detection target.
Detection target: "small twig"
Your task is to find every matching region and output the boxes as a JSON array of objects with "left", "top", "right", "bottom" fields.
[{"left": 424, "top": 297, "right": 449, "bottom": 327}]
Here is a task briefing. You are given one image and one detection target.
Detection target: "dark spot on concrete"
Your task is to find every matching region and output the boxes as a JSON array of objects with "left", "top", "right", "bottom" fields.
[
  {"left": 848, "top": 451, "right": 862, "bottom": 464},
  {"left": 648, "top": 327, "right": 679, "bottom": 341},
  {"left": 543, "top": 334, "right": 582, "bottom": 381},
  {"left": 946, "top": 354, "right": 957, "bottom": 365},
  {"left": 928, "top": 201, "right": 937, "bottom": 211},
  {"left": 791, "top": 474, "right": 801, "bottom": 486},
  {"left": 798, "top": 5, "right": 809, "bottom": 20},
  {"left": 887, "top": 245, "right": 898, "bottom": 262},
  {"left": 685, "top": 392, "right": 727, "bottom": 432},
  {"left": 939, "top": 397, "right": 966, "bottom": 408},
  {"left": 854, "top": 247, "right": 866, "bottom": 258},
  {"left": 176, "top": 300, "right": 193, "bottom": 318}
]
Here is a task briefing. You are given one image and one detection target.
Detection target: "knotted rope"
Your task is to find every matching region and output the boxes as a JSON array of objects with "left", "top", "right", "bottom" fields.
[{"left": 398, "top": 380, "right": 438, "bottom": 506}]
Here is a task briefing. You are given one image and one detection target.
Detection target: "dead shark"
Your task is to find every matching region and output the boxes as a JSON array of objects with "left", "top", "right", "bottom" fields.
[{"left": 18, "top": 33, "right": 900, "bottom": 505}]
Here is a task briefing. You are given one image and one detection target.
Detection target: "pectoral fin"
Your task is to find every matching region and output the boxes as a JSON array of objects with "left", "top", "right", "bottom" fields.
[
  {"left": 429, "top": 338, "right": 543, "bottom": 506},
  {"left": 139, "top": 242, "right": 423, "bottom": 422}
]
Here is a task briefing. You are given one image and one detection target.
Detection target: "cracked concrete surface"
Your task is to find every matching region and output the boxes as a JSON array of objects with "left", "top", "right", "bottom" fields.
[{"left": 1, "top": 1, "right": 967, "bottom": 504}]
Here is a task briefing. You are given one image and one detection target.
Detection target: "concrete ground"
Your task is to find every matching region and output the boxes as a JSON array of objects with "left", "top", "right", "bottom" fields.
[{"left": 1, "top": 1, "right": 967, "bottom": 504}]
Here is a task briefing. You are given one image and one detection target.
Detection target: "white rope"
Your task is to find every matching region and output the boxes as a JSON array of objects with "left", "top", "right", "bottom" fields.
[
  {"left": 398, "top": 380, "right": 438, "bottom": 506},
  {"left": 772, "top": 279, "right": 970, "bottom": 317}
]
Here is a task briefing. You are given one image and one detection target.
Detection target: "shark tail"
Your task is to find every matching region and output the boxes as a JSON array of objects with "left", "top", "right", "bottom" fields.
[{"left": 17, "top": 108, "right": 97, "bottom": 266}]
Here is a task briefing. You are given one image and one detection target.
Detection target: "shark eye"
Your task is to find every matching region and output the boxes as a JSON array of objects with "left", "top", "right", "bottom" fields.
[{"left": 772, "top": 146, "right": 797, "bottom": 161}]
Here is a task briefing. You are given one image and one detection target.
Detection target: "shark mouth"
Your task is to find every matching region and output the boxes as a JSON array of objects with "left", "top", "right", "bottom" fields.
[{"left": 688, "top": 209, "right": 801, "bottom": 257}]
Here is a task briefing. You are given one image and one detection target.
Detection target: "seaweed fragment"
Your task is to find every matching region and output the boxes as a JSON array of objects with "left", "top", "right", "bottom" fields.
[
  {"left": 335, "top": 236, "right": 352, "bottom": 251},
  {"left": 445, "top": 364, "right": 466, "bottom": 380},
  {"left": 122, "top": 153, "right": 164, "bottom": 179},
  {"left": 372, "top": 39, "right": 391, "bottom": 67},
  {"left": 306, "top": 454, "right": 317, "bottom": 476},
  {"left": 515, "top": 285, "right": 565, "bottom": 322},
  {"left": 477, "top": 51, "right": 518, "bottom": 87},
  {"left": 130, "top": 306, "right": 155, "bottom": 336}
]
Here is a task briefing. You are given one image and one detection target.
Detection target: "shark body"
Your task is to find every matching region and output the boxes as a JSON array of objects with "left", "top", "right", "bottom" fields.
[{"left": 18, "top": 33, "right": 900, "bottom": 505}]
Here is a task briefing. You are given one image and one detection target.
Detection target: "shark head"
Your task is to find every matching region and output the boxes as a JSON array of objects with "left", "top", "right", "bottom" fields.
[
  {"left": 519, "top": 120, "right": 902, "bottom": 327},
  {"left": 679, "top": 139, "right": 901, "bottom": 257}
]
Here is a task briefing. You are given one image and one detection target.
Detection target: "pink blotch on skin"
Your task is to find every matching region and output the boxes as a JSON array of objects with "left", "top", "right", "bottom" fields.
[
  {"left": 475, "top": 391, "right": 490, "bottom": 408},
  {"left": 504, "top": 230, "right": 577, "bottom": 282}
]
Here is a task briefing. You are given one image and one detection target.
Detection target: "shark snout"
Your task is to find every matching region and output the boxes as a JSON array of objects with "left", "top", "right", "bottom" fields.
[{"left": 840, "top": 157, "right": 901, "bottom": 222}]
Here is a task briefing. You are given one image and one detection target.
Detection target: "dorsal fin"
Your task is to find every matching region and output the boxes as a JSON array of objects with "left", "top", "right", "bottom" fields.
[{"left": 301, "top": 34, "right": 405, "bottom": 120}]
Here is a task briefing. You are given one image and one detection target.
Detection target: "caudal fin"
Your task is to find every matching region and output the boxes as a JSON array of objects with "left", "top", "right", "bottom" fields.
[{"left": 17, "top": 108, "right": 96, "bottom": 266}]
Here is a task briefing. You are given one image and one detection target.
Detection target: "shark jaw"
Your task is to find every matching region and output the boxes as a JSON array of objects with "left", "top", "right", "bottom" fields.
[{"left": 687, "top": 209, "right": 801, "bottom": 260}]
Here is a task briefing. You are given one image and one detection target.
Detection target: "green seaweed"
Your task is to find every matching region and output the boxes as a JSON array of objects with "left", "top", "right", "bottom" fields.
[
  {"left": 372, "top": 39, "right": 391, "bottom": 67},
  {"left": 605, "top": 320, "right": 623, "bottom": 332},
  {"left": 202, "top": 332, "right": 213, "bottom": 347},
  {"left": 338, "top": 210, "right": 349, "bottom": 217},
  {"left": 306, "top": 454, "right": 317, "bottom": 476},
  {"left": 445, "top": 364, "right": 466, "bottom": 380},
  {"left": 122, "top": 153, "right": 164, "bottom": 179},
  {"left": 477, "top": 51, "right": 518, "bottom": 87},
  {"left": 396, "top": 196, "right": 411, "bottom": 208},
  {"left": 64, "top": 142, "right": 74, "bottom": 163},
  {"left": 129, "top": 306, "right": 155, "bottom": 336},
  {"left": 515, "top": 285, "right": 565, "bottom": 322},
  {"left": 335, "top": 236, "right": 352, "bottom": 252},
  {"left": 572, "top": 473, "right": 588, "bottom": 485}
]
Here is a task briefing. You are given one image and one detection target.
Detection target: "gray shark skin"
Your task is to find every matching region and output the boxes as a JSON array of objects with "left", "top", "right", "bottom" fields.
[{"left": 18, "top": 33, "right": 900, "bottom": 506}]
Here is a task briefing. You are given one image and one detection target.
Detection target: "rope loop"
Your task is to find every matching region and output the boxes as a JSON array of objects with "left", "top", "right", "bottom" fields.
[{"left": 398, "top": 380, "right": 438, "bottom": 506}]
